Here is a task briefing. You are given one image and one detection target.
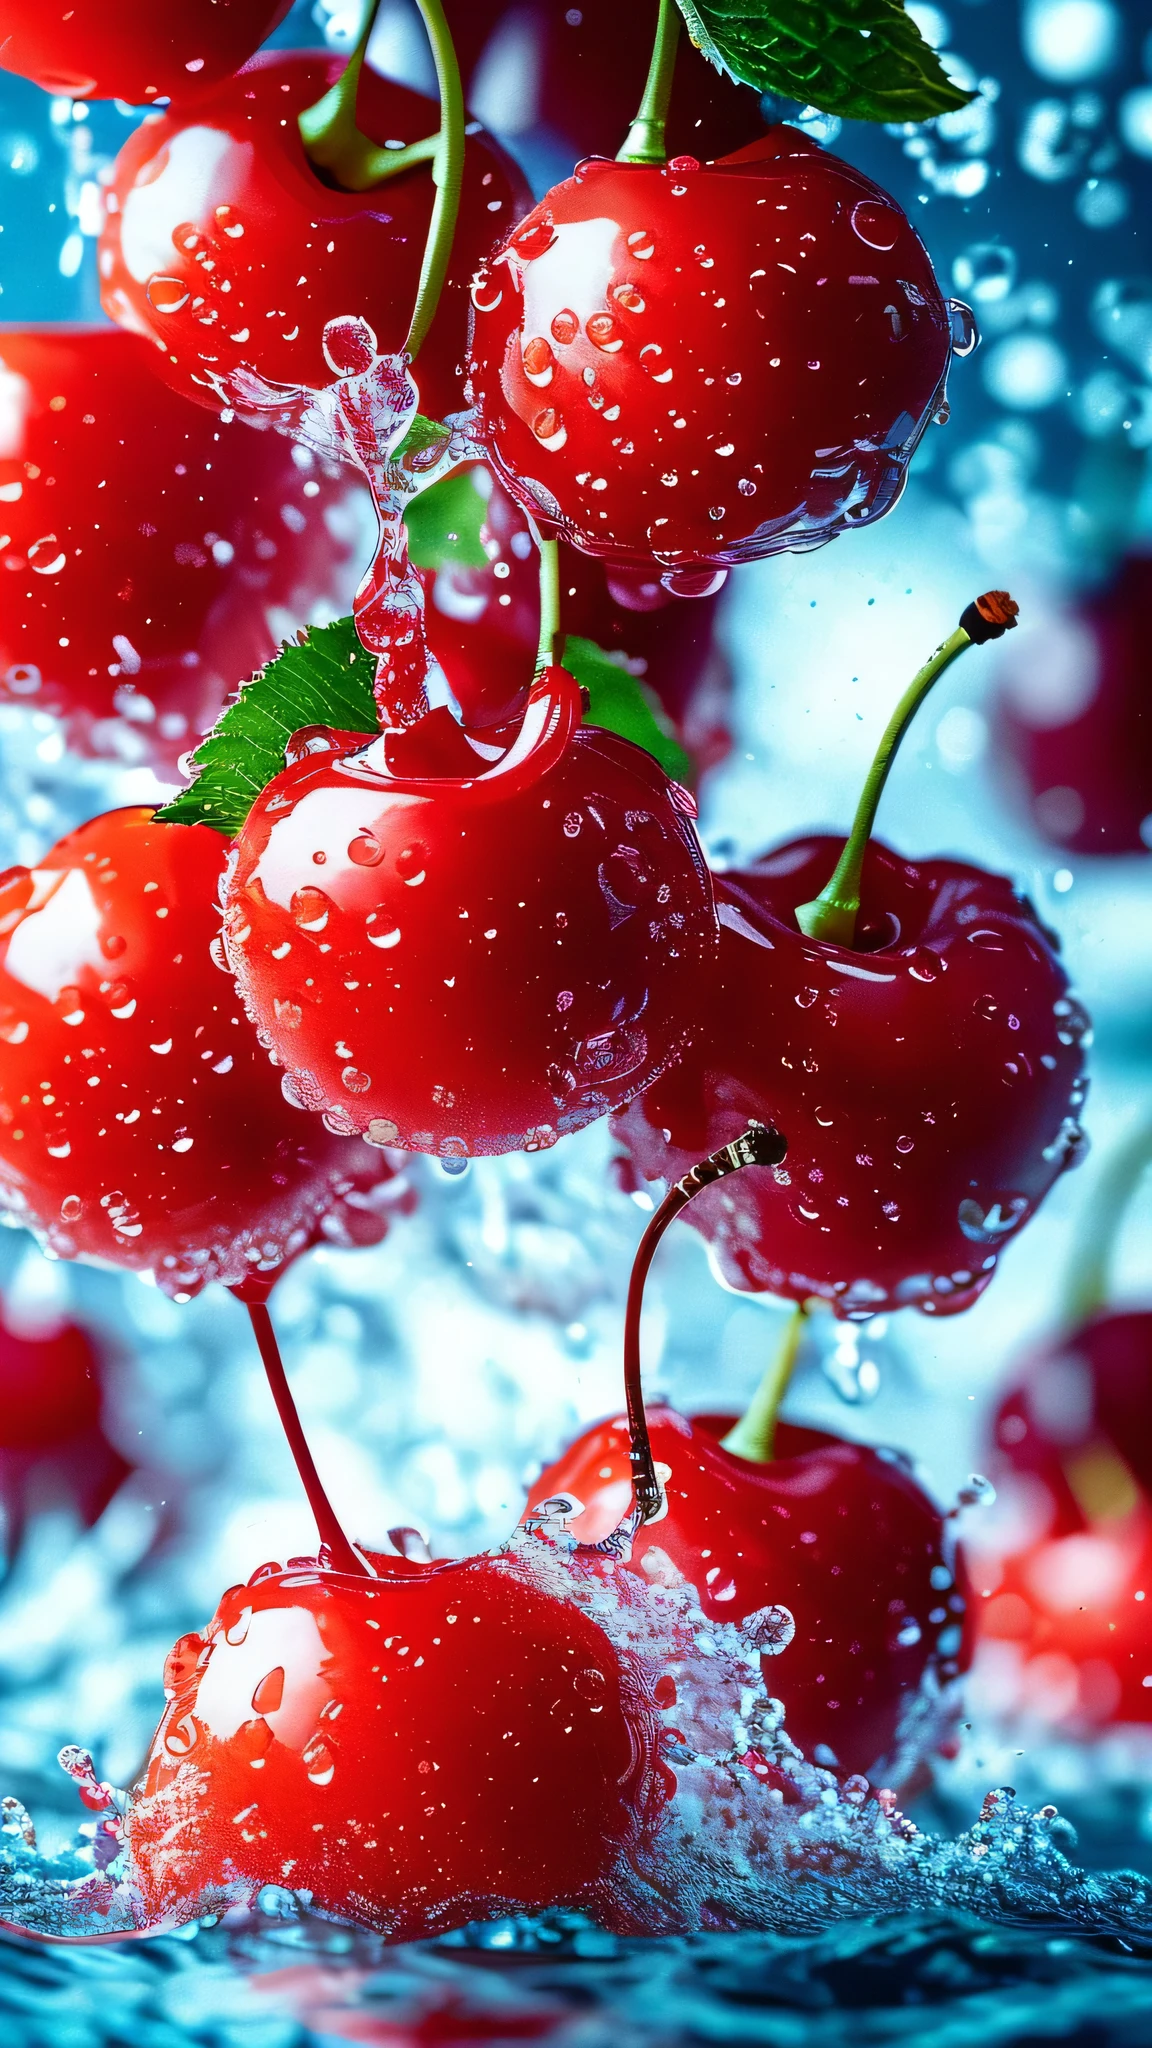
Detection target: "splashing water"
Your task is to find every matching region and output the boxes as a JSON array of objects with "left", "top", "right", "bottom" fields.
[{"left": 225, "top": 315, "right": 481, "bottom": 729}]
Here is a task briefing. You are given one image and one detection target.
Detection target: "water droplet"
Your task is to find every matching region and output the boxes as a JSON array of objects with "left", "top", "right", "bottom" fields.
[
  {"left": 511, "top": 215, "right": 556, "bottom": 261},
  {"left": 550, "top": 308, "right": 579, "bottom": 345},
  {"left": 439, "top": 1137, "right": 469, "bottom": 1173},
  {"left": 1043, "top": 1116, "right": 1089, "bottom": 1170},
  {"left": 532, "top": 407, "right": 567, "bottom": 449},
  {"left": 214, "top": 204, "right": 244, "bottom": 238},
  {"left": 146, "top": 275, "right": 191, "bottom": 314},
  {"left": 164, "top": 1713, "right": 199, "bottom": 1759},
  {"left": 209, "top": 933, "right": 231, "bottom": 973},
  {"left": 224, "top": 1606, "right": 251, "bottom": 1646},
  {"left": 291, "top": 886, "right": 332, "bottom": 933},
  {"left": 366, "top": 1117, "right": 399, "bottom": 1146},
  {"left": 524, "top": 1125, "right": 558, "bottom": 1151},
  {"left": 1053, "top": 995, "right": 1092, "bottom": 1048},
  {"left": 347, "top": 831, "right": 383, "bottom": 867},
  {"left": 396, "top": 844, "right": 427, "bottom": 884},
  {"left": 896, "top": 1134, "right": 914, "bottom": 1154},
  {"left": 851, "top": 201, "right": 901, "bottom": 249},
  {"left": 46, "top": 1133, "right": 71, "bottom": 1158},
  {"left": 303, "top": 1737, "right": 335, "bottom": 1786},
  {"left": 285, "top": 724, "right": 343, "bottom": 765},
  {"left": 28, "top": 535, "right": 65, "bottom": 575},
  {"left": 639, "top": 344, "right": 672, "bottom": 382},
  {"left": 626, "top": 228, "right": 655, "bottom": 260},
  {"left": 366, "top": 913, "right": 401, "bottom": 949},
  {"left": 586, "top": 312, "right": 622, "bottom": 352},
  {"left": 522, "top": 335, "right": 555, "bottom": 385},
  {"left": 907, "top": 947, "right": 944, "bottom": 982},
  {"left": 795, "top": 987, "right": 819, "bottom": 1009},
  {"left": 341, "top": 1065, "right": 371, "bottom": 1093},
  {"left": 251, "top": 1666, "right": 285, "bottom": 1715},
  {"left": 60, "top": 1195, "right": 82, "bottom": 1222},
  {"left": 948, "top": 298, "right": 979, "bottom": 356},
  {"left": 742, "top": 1604, "right": 796, "bottom": 1656},
  {"left": 958, "top": 1194, "right": 1029, "bottom": 1243},
  {"left": 557, "top": 989, "right": 574, "bottom": 1011},
  {"left": 973, "top": 993, "right": 998, "bottom": 1021},
  {"left": 172, "top": 1130, "right": 194, "bottom": 1153},
  {"left": 612, "top": 282, "right": 645, "bottom": 313},
  {"left": 563, "top": 811, "right": 582, "bottom": 838}
]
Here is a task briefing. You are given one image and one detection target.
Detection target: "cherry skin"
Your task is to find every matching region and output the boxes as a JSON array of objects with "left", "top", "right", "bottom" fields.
[
  {"left": 100, "top": 53, "right": 527, "bottom": 425},
  {"left": 467, "top": 129, "right": 959, "bottom": 583},
  {"left": 973, "top": 1311, "right": 1152, "bottom": 1730},
  {"left": 530, "top": 1406, "right": 965, "bottom": 1783},
  {"left": 0, "top": 808, "right": 404, "bottom": 1300},
  {"left": 420, "top": 465, "right": 732, "bottom": 770},
  {"left": 0, "top": 0, "right": 289, "bottom": 105},
  {"left": 613, "top": 836, "right": 1089, "bottom": 1319},
  {"left": 124, "top": 1543, "right": 662, "bottom": 1936},
  {"left": 222, "top": 668, "right": 718, "bottom": 1161},
  {"left": 997, "top": 555, "right": 1152, "bottom": 856},
  {"left": 0, "top": 327, "right": 363, "bottom": 775}
]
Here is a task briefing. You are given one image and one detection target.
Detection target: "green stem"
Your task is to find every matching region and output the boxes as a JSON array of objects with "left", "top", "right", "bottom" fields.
[
  {"left": 720, "top": 1304, "right": 805, "bottom": 1464},
  {"left": 535, "top": 536, "right": 561, "bottom": 673},
  {"left": 618, "top": 0, "right": 682, "bottom": 165},
  {"left": 796, "top": 592, "right": 1019, "bottom": 948},
  {"left": 1063, "top": 1114, "right": 1152, "bottom": 1329},
  {"left": 403, "top": 0, "right": 466, "bottom": 363},
  {"left": 299, "top": 0, "right": 441, "bottom": 192}
]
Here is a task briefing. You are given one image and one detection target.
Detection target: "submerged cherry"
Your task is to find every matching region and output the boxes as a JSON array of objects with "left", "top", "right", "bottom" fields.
[
  {"left": 222, "top": 665, "right": 717, "bottom": 1160},
  {"left": 0, "top": 808, "right": 404, "bottom": 1300},
  {"left": 0, "top": 1299, "right": 130, "bottom": 1558},
  {"left": 0, "top": 327, "right": 363, "bottom": 774},
  {"left": 468, "top": 129, "right": 966, "bottom": 583},
  {"left": 0, "top": 0, "right": 289, "bottom": 104},
  {"left": 100, "top": 52, "right": 525, "bottom": 425}
]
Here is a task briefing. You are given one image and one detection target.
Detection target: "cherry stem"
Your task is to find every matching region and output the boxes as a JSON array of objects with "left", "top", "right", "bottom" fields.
[
  {"left": 619, "top": 0, "right": 682, "bottom": 165},
  {"left": 299, "top": 0, "right": 440, "bottom": 192},
  {"left": 243, "top": 1301, "right": 368, "bottom": 1577},
  {"left": 535, "top": 536, "right": 561, "bottom": 673},
  {"left": 1063, "top": 1113, "right": 1152, "bottom": 1329},
  {"left": 720, "top": 1303, "right": 806, "bottom": 1464},
  {"left": 403, "top": 0, "right": 466, "bottom": 363},
  {"left": 625, "top": 1124, "right": 788, "bottom": 1521},
  {"left": 795, "top": 592, "right": 1020, "bottom": 949}
]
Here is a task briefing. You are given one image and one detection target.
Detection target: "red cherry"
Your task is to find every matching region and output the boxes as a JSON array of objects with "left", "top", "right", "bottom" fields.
[
  {"left": 0, "top": 1301, "right": 131, "bottom": 1549},
  {"left": 530, "top": 1404, "right": 965, "bottom": 1783},
  {"left": 99, "top": 53, "right": 527, "bottom": 425},
  {"left": 997, "top": 556, "right": 1152, "bottom": 855},
  {"left": 0, "top": 0, "right": 289, "bottom": 105},
  {"left": 221, "top": 667, "right": 717, "bottom": 1160},
  {"left": 613, "top": 836, "right": 1089, "bottom": 1319},
  {"left": 421, "top": 465, "right": 732, "bottom": 769},
  {"left": 468, "top": 130, "right": 961, "bottom": 581},
  {"left": 973, "top": 1311, "right": 1152, "bottom": 1730},
  {"left": 0, "top": 808, "right": 404, "bottom": 1300},
  {"left": 124, "top": 1540, "right": 664, "bottom": 1936},
  {"left": 0, "top": 327, "right": 363, "bottom": 774}
]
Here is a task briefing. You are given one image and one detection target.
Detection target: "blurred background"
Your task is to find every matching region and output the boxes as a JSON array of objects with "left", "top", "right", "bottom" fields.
[{"left": 0, "top": 0, "right": 1151, "bottom": 2036}]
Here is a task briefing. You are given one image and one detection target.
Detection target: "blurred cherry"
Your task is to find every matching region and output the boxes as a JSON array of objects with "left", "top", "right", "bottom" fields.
[{"left": 0, "top": 0, "right": 290, "bottom": 105}]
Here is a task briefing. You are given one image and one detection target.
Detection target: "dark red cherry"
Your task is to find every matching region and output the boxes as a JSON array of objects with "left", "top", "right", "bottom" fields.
[
  {"left": 0, "top": 1299, "right": 130, "bottom": 1555},
  {"left": 997, "top": 555, "right": 1152, "bottom": 855},
  {"left": 0, "top": 0, "right": 289, "bottom": 104},
  {"left": 614, "top": 836, "right": 1089, "bottom": 1319},
  {"left": 222, "top": 668, "right": 717, "bottom": 1161},
  {"left": 100, "top": 53, "right": 526, "bottom": 425},
  {"left": 0, "top": 327, "right": 362, "bottom": 774},
  {"left": 0, "top": 808, "right": 405, "bottom": 1300},
  {"left": 530, "top": 1404, "right": 965, "bottom": 1784},
  {"left": 468, "top": 130, "right": 962, "bottom": 582},
  {"left": 973, "top": 1311, "right": 1152, "bottom": 1730},
  {"left": 420, "top": 465, "right": 732, "bottom": 771},
  {"left": 124, "top": 1540, "right": 663, "bottom": 1937}
]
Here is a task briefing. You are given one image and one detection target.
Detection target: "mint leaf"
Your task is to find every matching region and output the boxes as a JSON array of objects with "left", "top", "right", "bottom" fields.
[
  {"left": 403, "top": 465, "right": 488, "bottom": 572},
  {"left": 157, "top": 616, "right": 379, "bottom": 837},
  {"left": 676, "top": 0, "right": 970, "bottom": 121},
  {"left": 564, "top": 634, "right": 692, "bottom": 784}
]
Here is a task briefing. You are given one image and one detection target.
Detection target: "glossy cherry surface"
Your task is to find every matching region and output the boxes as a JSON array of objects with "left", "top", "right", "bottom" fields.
[
  {"left": 468, "top": 130, "right": 959, "bottom": 581},
  {"left": 973, "top": 1311, "right": 1152, "bottom": 1729},
  {"left": 0, "top": 808, "right": 402, "bottom": 1299},
  {"left": 614, "top": 836, "right": 1089, "bottom": 1319},
  {"left": 0, "top": 327, "right": 362, "bottom": 774},
  {"left": 222, "top": 668, "right": 717, "bottom": 1160},
  {"left": 531, "top": 1405, "right": 964, "bottom": 1782},
  {"left": 0, "top": 0, "right": 289, "bottom": 104},
  {"left": 126, "top": 1542, "right": 658, "bottom": 1936},
  {"left": 997, "top": 555, "right": 1152, "bottom": 856},
  {"left": 421, "top": 464, "right": 732, "bottom": 769},
  {"left": 100, "top": 53, "right": 526, "bottom": 424}
]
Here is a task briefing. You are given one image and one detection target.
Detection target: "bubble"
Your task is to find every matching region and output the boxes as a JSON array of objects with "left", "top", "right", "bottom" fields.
[
  {"left": 1022, "top": 0, "right": 1120, "bottom": 83},
  {"left": 1077, "top": 177, "right": 1129, "bottom": 227},
  {"left": 1120, "top": 84, "right": 1152, "bottom": 156},
  {"left": 958, "top": 1194, "right": 1030, "bottom": 1242}
]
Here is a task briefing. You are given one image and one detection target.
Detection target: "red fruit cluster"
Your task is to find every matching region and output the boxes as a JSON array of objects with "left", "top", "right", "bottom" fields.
[
  {"left": 468, "top": 131, "right": 959, "bottom": 582},
  {"left": 99, "top": 53, "right": 526, "bottom": 425},
  {"left": 223, "top": 667, "right": 717, "bottom": 1160},
  {"left": 531, "top": 1404, "right": 966, "bottom": 1781},
  {"left": 0, "top": 809, "right": 403, "bottom": 1299},
  {"left": 0, "top": 327, "right": 362, "bottom": 774},
  {"left": 0, "top": 0, "right": 290, "bottom": 104},
  {"left": 614, "top": 837, "right": 1088, "bottom": 1318}
]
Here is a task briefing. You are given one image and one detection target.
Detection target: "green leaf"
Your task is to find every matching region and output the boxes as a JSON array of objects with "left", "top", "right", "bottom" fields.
[
  {"left": 675, "top": 0, "right": 971, "bottom": 122},
  {"left": 564, "top": 633, "right": 692, "bottom": 785},
  {"left": 157, "top": 616, "right": 380, "bottom": 838},
  {"left": 403, "top": 465, "right": 489, "bottom": 571}
]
